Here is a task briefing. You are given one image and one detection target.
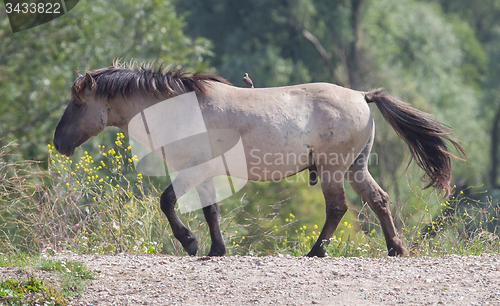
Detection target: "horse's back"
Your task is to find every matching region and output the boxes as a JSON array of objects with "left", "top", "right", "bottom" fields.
[{"left": 203, "top": 81, "right": 370, "bottom": 123}]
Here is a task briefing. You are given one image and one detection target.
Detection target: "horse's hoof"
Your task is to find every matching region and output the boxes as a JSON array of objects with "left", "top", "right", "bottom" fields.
[
  {"left": 307, "top": 246, "right": 327, "bottom": 257},
  {"left": 387, "top": 239, "right": 406, "bottom": 256},
  {"left": 182, "top": 237, "right": 198, "bottom": 256},
  {"left": 207, "top": 250, "right": 225, "bottom": 257},
  {"left": 388, "top": 247, "right": 407, "bottom": 256},
  {"left": 207, "top": 244, "right": 226, "bottom": 256}
]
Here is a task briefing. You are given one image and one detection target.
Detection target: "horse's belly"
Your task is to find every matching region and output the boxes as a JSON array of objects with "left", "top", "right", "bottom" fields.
[{"left": 243, "top": 139, "right": 312, "bottom": 181}]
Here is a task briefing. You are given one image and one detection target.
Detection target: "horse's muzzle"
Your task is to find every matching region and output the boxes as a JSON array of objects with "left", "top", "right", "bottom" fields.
[
  {"left": 53, "top": 138, "right": 75, "bottom": 157},
  {"left": 53, "top": 129, "right": 89, "bottom": 157}
]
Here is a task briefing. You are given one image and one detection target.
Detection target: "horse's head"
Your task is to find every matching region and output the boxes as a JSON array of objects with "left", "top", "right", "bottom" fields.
[{"left": 54, "top": 73, "right": 109, "bottom": 156}]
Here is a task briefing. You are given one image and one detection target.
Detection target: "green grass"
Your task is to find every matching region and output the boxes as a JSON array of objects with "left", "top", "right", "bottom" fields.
[
  {"left": 267, "top": 188, "right": 500, "bottom": 258},
  {"left": 0, "top": 275, "right": 66, "bottom": 306},
  {"left": 33, "top": 258, "right": 95, "bottom": 297},
  {"left": 0, "top": 253, "right": 94, "bottom": 305},
  {"left": 0, "top": 136, "right": 499, "bottom": 259}
]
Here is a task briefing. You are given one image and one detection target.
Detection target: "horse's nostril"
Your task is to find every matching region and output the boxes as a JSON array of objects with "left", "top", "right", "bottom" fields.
[{"left": 54, "top": 141, "right": 59, "bottom": 151}]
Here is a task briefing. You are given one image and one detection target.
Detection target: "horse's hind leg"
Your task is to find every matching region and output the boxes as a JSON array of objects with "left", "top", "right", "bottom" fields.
[
  {"left": 196, "top": 178, "right": 226, "bottom": 256},
  {"left": 308, "top": 174, "right": 348, "bottom": 257},
  {"left": 347, "top": 135, "right": 406, "bottom": 256}
]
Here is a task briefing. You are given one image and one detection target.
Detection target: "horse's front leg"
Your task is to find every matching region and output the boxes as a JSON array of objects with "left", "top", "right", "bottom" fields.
[
  {"left": 196, "top": 178, "right": 226, "bottom": 256},
  {"left": 160, "top": 166, "right": 217, "bottom": 256},
  {"left": 160, "top": 184, "right": 198, "bottom": 255}
]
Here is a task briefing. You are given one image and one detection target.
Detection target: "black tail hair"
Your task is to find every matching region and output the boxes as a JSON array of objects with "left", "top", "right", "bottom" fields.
[{"left": 365, "top": 89, "right": 466, "bottom": 196}]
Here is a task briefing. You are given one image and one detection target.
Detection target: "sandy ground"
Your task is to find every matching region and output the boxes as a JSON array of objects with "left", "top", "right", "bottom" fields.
[
  {"left": 75, "top": 253, "right": 500, "bottom": 305},
  {"left": 2, "top": 254, "right": 500, "bottom": 305}
]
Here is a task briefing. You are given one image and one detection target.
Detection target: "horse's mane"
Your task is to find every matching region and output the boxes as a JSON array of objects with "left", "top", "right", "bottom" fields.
[{"left": 71, "top": 61, "right": 231, "bottom": 100}]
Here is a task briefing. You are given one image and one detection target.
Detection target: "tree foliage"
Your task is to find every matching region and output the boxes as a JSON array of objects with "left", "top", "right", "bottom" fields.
[
  {"left": 0, "top": 0, "right": 213, "bottom": 161},
  {"left": 1, "top": 0, "right": 499, "bottom": 241},
  {"left": 176, "top": 0, "right": 489, "bottom": 212}
]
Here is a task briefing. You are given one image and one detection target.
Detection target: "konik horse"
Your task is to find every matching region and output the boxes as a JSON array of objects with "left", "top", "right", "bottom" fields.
[{"left": 54, "top": 63, "right": 464, "bottom": 257}]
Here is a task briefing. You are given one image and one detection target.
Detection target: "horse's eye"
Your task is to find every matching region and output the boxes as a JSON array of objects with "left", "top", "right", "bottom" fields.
[{"left": 74, "top": 103, "right": 83, "bottom": 109}]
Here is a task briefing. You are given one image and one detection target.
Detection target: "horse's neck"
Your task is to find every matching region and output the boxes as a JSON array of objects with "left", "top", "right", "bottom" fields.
[{"left": 109, "top": 93, "right": 172, "bottom": 133}]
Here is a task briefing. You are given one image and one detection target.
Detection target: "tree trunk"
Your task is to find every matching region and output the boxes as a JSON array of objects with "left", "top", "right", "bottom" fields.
[
  {"left": 346, "top": 0, "right": 364, "bottom": 89},
  {"left": 490, "top": 106, "right": 500, "bottom": 189}
]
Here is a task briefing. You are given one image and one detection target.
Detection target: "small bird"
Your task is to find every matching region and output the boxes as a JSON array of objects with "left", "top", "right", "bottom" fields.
[{"left": 243, "top": 73, "right": 254, "bottom": 88}]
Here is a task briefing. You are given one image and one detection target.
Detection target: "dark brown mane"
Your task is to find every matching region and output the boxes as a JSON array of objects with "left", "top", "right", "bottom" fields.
[{"left": 71, "top": 63, "right": 231, "bottom": 100}]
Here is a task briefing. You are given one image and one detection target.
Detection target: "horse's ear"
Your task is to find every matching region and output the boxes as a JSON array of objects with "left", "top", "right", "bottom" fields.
[
  {"left": 75, "top": 70, "right": 82, "bottom": 77},
  {"left": 85, "top": 72, "right": 96, "bottom": 89}
]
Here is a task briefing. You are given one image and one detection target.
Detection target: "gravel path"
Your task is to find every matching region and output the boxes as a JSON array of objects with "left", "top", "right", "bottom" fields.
[{"left": 54, "top": 253, "right": 500, "bottom": 305}]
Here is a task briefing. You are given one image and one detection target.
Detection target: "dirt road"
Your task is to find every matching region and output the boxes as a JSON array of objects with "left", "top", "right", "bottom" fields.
[{"left": 67, "top": 253, "right": 500, "bottom": 305}]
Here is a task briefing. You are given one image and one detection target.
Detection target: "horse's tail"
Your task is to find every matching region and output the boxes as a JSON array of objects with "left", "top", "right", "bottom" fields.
[{"left": 364, "top": 88, "right": 466, "bottom": 196}]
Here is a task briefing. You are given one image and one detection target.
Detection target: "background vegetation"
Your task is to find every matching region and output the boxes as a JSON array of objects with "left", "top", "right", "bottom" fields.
[{"left": 1, "top": 0, "right": 500, "bottom": 258}]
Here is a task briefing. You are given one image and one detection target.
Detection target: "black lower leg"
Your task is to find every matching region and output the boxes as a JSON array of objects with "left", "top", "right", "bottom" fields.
[
  {"left": 203, "top": 204, "right": 226, "bottom": 256},
  {"left": 160, "top": 185, "right": 198, "bottom": 255},
  {"left": 307, "top": 206, "right": 347, "bottom": 257}
]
